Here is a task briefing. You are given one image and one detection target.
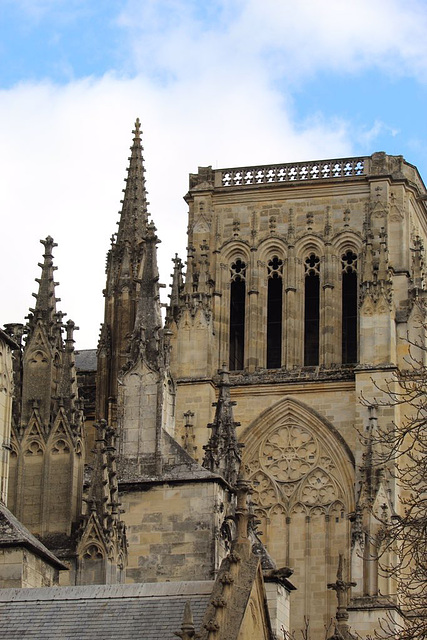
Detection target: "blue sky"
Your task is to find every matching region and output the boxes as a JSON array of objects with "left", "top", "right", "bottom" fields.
[{"left": 1, "top": 0, "right": 427, "bottom": 348}]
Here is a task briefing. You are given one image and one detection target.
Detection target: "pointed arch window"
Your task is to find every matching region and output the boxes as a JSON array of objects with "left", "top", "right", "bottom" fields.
[
  {"left": 342, "top": 251, "right": 358, "bottom": 363},
  {"left": 304, "top": 254, "right": 320, "bottom": 366},
  {"left": 267, "top": 256, "right": 283, "bottom": 369},
  {"left": 229, "top": 259, "right": 246, "bottom": 371}
]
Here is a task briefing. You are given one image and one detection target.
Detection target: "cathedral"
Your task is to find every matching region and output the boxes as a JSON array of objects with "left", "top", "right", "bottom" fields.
[{"left": 1, "top": 120, "right": 426, "bottom": 639}]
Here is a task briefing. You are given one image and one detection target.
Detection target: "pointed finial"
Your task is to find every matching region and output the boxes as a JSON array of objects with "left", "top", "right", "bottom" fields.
[
  {"left": 327, "top": 554, "right": 356, "bottom": 623},
  {"left": 174, "top": 600, "right": 197, "bottom": 639},
  {"left": 218, "top": 363, "right": 230, "bottom": 386},
  {"left": 133, "top": 118, "right": 141, "bottom": 139}
]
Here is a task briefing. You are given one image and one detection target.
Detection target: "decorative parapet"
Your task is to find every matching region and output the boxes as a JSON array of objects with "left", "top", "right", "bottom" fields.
[
  {"left": 188, "top": 153, "right": 426, "bottom": 200},
  {"left": 218, "top": 157, "right": 366, "bottom": 188}
]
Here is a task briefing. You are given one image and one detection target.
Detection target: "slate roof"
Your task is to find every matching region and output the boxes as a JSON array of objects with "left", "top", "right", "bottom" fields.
[
  {"left": 74, "top": 349, "right": 97, "bottom": 371},
  {"left": 0, "top": 503, "right": 67, "bottom": 570},
  {"left": 0, "top": 580, "right": 214, "bottom": 639}
]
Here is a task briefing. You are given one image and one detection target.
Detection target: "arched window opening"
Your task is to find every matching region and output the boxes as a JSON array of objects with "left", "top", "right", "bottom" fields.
[
  {"left": 342, "top": 251, "right": 358, "bottom": 364},
  {"left": 304, "top": 254, "right": 320, "bottom": 366},
  {"left": 229, "top": 259, "right": 246, "bottom": 371},
  {"left": 267, "top": 256, "right": 283, "bottom": 369}
]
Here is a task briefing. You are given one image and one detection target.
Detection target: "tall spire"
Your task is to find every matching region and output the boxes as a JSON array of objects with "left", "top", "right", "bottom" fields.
[
  {"left": 97, "top": 119, "right": 153, "bottom": 424},
  {"left": 202, "top": 365, "right": 243, "bottom": 486}
]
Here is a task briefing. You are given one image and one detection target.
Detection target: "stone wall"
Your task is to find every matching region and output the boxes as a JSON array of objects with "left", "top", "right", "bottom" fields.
[
  {"left": 121, "top": 480, "right": 228, "bottom": 583},
  {"left": 0, "top": 548, "right": 58, "bottom": 588}
]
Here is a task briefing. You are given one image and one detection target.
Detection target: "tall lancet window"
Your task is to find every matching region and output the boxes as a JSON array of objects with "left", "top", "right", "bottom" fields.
[
  {"left": 229, "top": 258, "right": 246, "bottom": 371},
  {"left": 267, "top": 256, "right": 283, "bottom": 369},
  {"left": 342, "top": 250, "right": 358, "bottom": 364},
  {"left": 304, "top": 254, "right": 320, "bottom": 366}
]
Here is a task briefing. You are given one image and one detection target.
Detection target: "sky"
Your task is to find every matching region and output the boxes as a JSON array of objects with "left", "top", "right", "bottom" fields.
[{"left": 1, "top": 0, "right": 427, "bottom": 349}]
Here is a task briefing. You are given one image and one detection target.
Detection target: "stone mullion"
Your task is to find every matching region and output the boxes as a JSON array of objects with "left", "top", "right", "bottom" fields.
[
  {"left": 321, "top": 251, "right": 337, "bottom": 367},
  {"left": 217, "top": 261, "right": 230, "bottom": 369},
  {"left": 246, "top": 251, "right": 260, "bottom": 372},
  {"left": 284, "top": 250, "right": 298, "bottom": 367},
  {"left": 305, "top": 514, "right": 311, "bottom": 622}
]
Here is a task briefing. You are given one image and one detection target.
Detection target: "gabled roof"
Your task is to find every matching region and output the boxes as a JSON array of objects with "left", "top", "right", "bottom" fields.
[
  {"left": 0, "top": 581, "right": 214, "bottom": 640},
  {"left": 0, "top": 503, "right": 67, "bottom": 570}
]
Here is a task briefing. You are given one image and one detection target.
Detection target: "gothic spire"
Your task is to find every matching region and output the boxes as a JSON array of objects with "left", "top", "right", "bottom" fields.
[
  {"left": 97, "top": 119, "right": 154, "bottom": 423},
  {"left": 202, "top": 365, "right": 243, "bottom": 486}
]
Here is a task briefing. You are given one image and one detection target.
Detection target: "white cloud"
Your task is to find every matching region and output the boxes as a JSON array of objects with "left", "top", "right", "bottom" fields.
[
  {"left": 119, "top": 0, "right": 427, "bottom": 82},
  {"left": 0, "top": 72, "right": 352, "bottom": 348},
  {"left": 1, "top": 0, "right": 426, "bottom": 348}
]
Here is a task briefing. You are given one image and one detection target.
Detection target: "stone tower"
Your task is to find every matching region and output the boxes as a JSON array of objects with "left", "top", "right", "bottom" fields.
[
  {"left": 7, "top": 237, "right": 84, "bottom": 543},
  {"left": 97, "top": 121, "right": 238, "bottom": 587},
  {"left": 168, "top": 153, "right": 427, "bottom": 638}
]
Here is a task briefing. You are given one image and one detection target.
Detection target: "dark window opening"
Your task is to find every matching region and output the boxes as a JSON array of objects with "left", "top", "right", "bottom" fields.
[
  {"left": 342, "top": 251, "right": 358, "bottom": 364},
  {"left": 229, "top": 259, "right": 246, "bottom": 371},
  {"left": 267, "top": 256, "right": 283, "bottom": 368},
  {"left": 304, "top": 254, "right": 320, "bottom": 366}
]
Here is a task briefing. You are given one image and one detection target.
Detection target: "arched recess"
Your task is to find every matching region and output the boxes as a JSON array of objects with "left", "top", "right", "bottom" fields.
[
  {"left": 241, "top": 397, "right": 354, "bottom": 636},
  {"left": 20, "top": 437, "right": 45, "bottom": 533},
  {"left": 217, "top": 243, "right": 251, "bottom": 370},
  {"left": 78, "top": 543, "right": 107, "bottom": 586}
]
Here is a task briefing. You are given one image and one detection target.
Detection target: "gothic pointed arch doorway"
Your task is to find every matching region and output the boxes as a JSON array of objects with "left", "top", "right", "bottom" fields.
[{"left": 241, "top": 397, "right": 355, "bottom": 638}]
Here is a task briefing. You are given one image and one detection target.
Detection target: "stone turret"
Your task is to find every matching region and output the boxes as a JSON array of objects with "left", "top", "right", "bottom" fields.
[{"left": 7, "top": 237, "right": 84, "bottom": 544}]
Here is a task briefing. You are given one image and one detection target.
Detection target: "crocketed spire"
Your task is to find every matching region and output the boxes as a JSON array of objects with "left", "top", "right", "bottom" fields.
[
  {"left": 97, "top": 119, "right": 156, "bottom": 423},
  {"left": 27, "top": 236, "right": 61, "bottom": 345},
  {"left": 202, "top": 365, "right": 243, "bottom": 486},
  {"left": 116, "top": 118, "right": 149, "bottom": 249}
]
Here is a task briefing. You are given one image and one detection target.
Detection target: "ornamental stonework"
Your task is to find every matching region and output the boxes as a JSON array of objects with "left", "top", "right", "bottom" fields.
[{"left": 245, "top": 421, "right": 344, "bottom": 514}]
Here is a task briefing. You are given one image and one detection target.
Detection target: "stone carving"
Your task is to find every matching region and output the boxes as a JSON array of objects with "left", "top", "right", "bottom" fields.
[
  {"left": 245, "top": 416, "right": 346, "bottom": 519},
  {"left": 221, "top": 157, "right": 365, "bottom": 187},
  {"left": 24, "top": 441, "right": 43, "bottom": 456},
  {"left": 261, "top": 425, "right": 317, "bottom": 482},
  {"left": 251, "top": 471, "right": 278, "bottom": 508},
  {"left": 300, "top": 469, "right": 338, "bottom": 505}
]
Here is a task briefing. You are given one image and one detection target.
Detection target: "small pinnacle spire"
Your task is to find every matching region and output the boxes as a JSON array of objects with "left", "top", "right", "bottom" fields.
[
  {"left": 175, "top": 600, "right": 196, "bottom": 639},
  {"left": 202, "top": 364, "right": 242, "bottom": 486},
  {"left": 166, "top": 254, "right": 184, "bottom": 325},
  {"left": 327, "top": 554, "right": 356, "bottom": 628},
  {"left": 29, "top": 236, "right": 60, "bottom": 337}
]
